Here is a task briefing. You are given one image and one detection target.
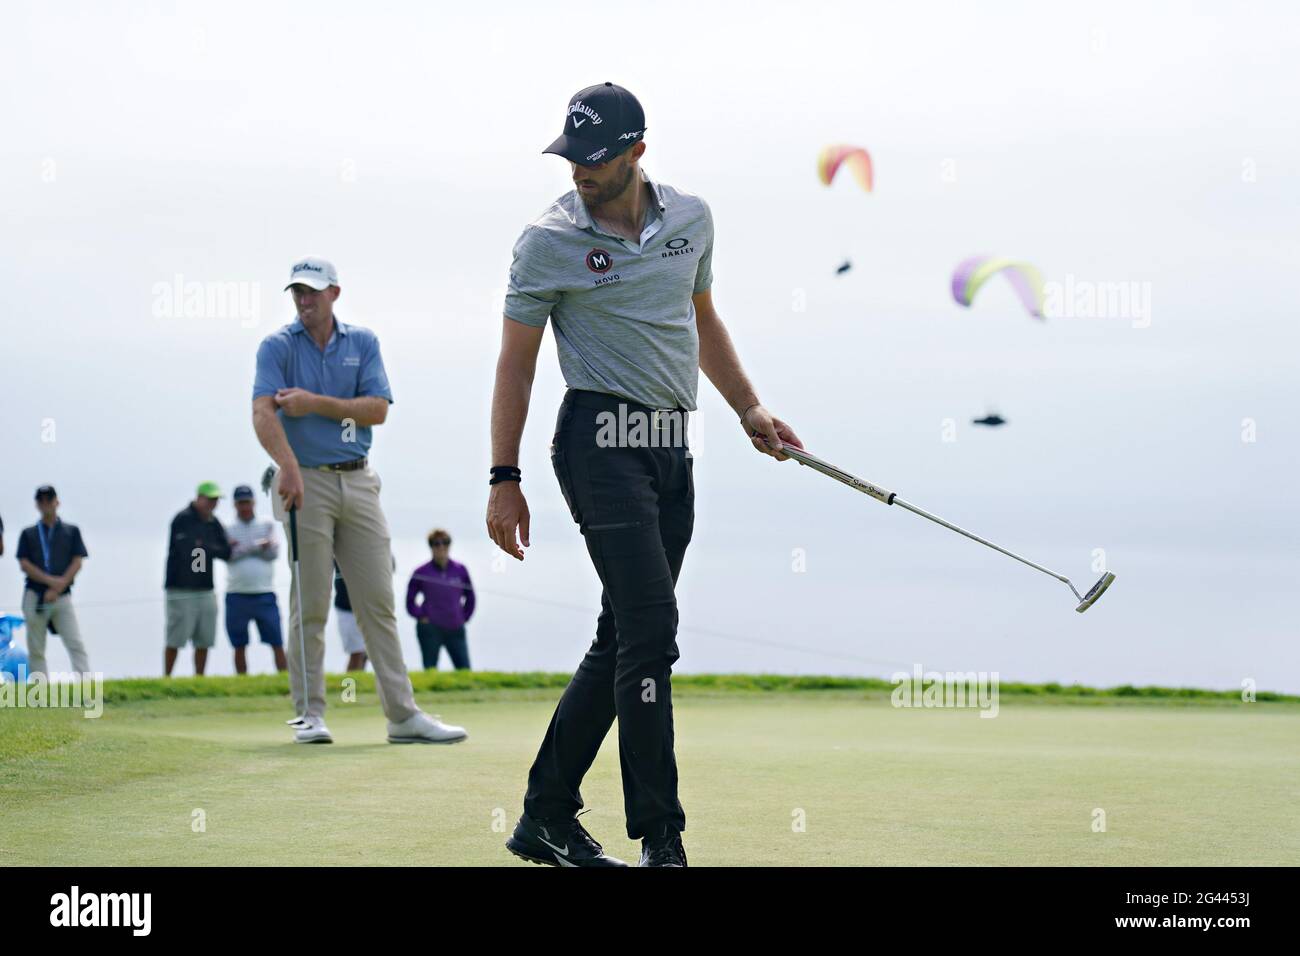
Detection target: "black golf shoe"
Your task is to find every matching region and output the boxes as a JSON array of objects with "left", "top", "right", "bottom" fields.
[
  {"left": 638, "top": 826, "right": 687, "bottom": 867},
  {"left": 506, "top": 813, "right": 627, "bottom": 867}
]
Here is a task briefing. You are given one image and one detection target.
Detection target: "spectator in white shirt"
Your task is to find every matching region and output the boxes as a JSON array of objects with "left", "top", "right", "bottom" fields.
[{"left": 225, "top": 485, "right": 286, "bottom": 674}]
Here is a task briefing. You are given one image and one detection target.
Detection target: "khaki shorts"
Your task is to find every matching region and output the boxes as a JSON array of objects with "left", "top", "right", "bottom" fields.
[{"left": 166, "top": 589, "right": 218, "bottom": 649}]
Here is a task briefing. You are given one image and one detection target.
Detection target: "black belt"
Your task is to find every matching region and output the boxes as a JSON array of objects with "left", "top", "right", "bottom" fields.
[
  {"left": 314, "top": 457, "right": 368, "bottom": 472},
  {"left": 565, "top": 389, "right": 689, "bottom": 430}
]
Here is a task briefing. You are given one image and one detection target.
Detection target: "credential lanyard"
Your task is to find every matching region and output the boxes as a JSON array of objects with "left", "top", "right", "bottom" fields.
[{"left": 36, "top": 522, "right": 54, "bottom": 573}]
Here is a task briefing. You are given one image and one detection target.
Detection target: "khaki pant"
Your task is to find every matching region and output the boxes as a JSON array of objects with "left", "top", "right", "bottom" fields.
[
  {"left": 274, "top": 466, "right": 418, "bottom": 722},
  {"left": 22, "top": 590, "right": 91, "bottom": 677}
]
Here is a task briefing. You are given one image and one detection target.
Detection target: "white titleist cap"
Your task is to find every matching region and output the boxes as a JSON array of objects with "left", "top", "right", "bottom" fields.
[{"left": 284, "top": 257, "right": 339, "bottom": 291}]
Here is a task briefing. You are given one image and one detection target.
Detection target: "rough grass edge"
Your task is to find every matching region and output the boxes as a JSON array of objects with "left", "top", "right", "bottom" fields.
[{"left": 85, "top": 671, "right": 1295, "bottom": 704}]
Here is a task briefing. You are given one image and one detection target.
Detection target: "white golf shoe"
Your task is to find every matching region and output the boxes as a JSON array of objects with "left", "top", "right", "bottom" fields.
[
  {"left": 294, "top": 719, "right": 334, "bottom": 744},
  {"left": 387, "top": 711, "right": 468, "bottom": 745}
]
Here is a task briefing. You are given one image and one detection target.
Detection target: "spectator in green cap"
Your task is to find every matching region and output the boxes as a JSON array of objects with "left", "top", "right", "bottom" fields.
[{"left": 164, "top": 481, "right": 231, "bottom": 675}]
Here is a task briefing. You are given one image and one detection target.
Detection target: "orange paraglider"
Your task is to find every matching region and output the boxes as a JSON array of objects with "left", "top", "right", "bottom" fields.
[{"left": 817, "top": 144, "right": 873, "bottom": 193}]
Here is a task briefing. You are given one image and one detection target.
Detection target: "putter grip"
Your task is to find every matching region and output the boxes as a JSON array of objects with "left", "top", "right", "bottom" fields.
[
  {"left": 288, "top": 507, "right": 300, "bottom": 558},
  {"left": 783, "top": 445, "right": 895, "bottom": 505}
]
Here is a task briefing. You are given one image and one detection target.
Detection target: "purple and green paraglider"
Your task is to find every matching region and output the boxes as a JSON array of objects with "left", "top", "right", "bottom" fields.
[{"left": 951, "top": 256, "right": 1045, "bottom": 319}]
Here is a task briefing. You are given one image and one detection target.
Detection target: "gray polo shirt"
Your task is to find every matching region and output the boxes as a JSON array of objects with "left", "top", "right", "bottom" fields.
[{"left": 504, "top": 170, "right": 714, "bottom": 411}]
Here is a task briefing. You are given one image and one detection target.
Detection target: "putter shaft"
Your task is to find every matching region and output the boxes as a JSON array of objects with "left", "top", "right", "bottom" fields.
[
  {"left": 777, "top": 443, "right": 1087, "bottom": 603},
  {"left": 288, "top": 506, "right": 310, "bottom": 720}
]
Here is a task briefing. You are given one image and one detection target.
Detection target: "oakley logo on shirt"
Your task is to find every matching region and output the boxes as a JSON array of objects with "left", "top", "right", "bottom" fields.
[{"left": 662, "top": 237, "right": 694, "bottom": 258}]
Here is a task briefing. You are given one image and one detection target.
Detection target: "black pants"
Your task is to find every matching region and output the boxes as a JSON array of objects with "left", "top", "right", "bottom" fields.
[
  {"left": 416, "top": 622, "right": 471, "bottom": 670},
  {"left": 524, "top": 389, "right": 694, "bottom": 839}
]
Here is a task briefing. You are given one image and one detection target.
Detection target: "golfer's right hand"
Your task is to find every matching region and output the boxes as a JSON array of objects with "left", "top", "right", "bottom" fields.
[
  {"left": 278, "top": 463, "right": 305, "bottom": 512},
  {"left": 486, "top": 482, "right": 530, "bottom": 561}
]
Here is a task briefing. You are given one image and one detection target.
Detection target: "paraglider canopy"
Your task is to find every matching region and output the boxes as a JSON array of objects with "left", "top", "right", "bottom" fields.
[
  {"left": 951, "top": 256, "right": 1045, "bottom": 319},
  {"left": 817, "top": 145, "right": 873, "bottom": 193}
]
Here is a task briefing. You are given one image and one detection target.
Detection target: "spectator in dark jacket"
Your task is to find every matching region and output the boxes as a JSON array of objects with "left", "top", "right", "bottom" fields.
[{"left": 164, "top": 481, "right": 231, "bottom": 676}]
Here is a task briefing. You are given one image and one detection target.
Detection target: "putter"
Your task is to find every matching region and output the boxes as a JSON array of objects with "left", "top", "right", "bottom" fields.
[
  {"left": 771, "top": 442, "right": 1116, "bottom": 613},
  {"left": 262, "top": 466, "right": 312, "bottom": 725}
]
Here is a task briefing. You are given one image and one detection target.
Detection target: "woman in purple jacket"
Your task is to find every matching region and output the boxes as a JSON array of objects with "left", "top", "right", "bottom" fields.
[{"left": 405, "top": 529, "right": 475, "bottom": 670}]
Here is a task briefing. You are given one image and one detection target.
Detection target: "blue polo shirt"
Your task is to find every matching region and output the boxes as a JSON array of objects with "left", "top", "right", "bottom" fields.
[{"left": 253, "top": 317, "right": 393, "bottom": 467}]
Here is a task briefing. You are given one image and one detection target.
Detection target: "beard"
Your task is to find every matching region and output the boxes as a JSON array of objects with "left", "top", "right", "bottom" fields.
[{"left": 582, "top": 160, "right": 636, "bottom": 208}]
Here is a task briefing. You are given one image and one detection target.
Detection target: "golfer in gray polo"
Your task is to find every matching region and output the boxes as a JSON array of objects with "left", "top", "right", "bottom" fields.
[{"left": 487, "top": 82, "right": 803, "bottom": 867}]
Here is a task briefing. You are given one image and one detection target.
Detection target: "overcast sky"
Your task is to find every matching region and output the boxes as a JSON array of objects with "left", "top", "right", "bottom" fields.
[{"left": 2, "top": 1, "right": 1297, "bottom": 690}]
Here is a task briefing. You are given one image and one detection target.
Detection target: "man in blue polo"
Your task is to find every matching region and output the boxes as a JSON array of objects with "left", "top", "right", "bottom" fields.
[
  {"left": 487, "top": 83, "right": 802, "bottom": 867},
  {"left": 252, "top": 257, "right": 466, "bottom": 746}
]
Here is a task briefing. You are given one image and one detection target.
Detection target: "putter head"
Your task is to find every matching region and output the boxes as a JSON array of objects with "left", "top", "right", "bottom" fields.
[{"left": 1075, "top": 572, "right": 1116, "bottom": 613}]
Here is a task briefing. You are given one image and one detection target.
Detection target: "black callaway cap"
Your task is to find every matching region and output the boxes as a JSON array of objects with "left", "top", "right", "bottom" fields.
[
  {"left": 35, "top": 484, "right": 56, "bottom": 499},
  {"left": 543, "top": 82, "right": 646, "bottom": 167}
]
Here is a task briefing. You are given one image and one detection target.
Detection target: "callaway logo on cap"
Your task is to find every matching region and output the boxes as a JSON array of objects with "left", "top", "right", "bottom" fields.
[
  {"left": 543, "top": 82, "right": 646, "bottom": 167},
  {"left": 284, "top": 257, "right": 339, "bottom": 291}
]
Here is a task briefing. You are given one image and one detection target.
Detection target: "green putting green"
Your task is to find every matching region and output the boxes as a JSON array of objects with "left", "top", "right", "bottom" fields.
[{"left": 1, "top": 679, "right": 1297, "bottom": 866}]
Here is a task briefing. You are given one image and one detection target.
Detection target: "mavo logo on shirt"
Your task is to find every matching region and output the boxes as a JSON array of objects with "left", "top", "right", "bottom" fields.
[{"left": 586, "top": 249, "right": 613, "bottom": 274}]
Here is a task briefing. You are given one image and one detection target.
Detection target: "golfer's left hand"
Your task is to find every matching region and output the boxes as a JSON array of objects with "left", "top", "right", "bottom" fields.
[
  {"left": 742, "top": 405, "right": 803, "bottom": 461},
  {"left": 274, "top": 388, "right": 318, "bottom": 417}
]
